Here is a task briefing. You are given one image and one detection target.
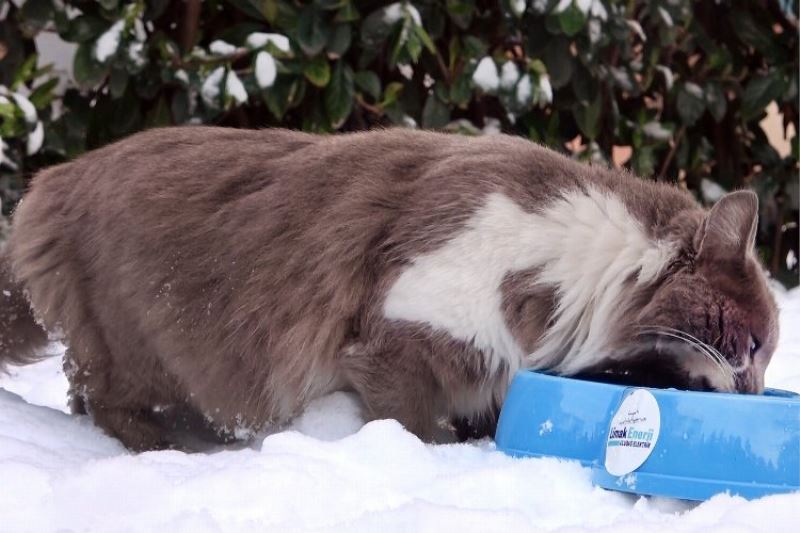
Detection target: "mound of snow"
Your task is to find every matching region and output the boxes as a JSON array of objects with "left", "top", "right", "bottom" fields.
[{"left": 2, "top": 288, "right": 799, "bottom": 531}]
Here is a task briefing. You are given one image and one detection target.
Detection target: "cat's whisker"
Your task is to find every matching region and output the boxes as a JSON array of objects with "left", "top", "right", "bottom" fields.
[
  {"left": 634, "top": 325, "right": 736, "bottom": 390},
  {"left": 643, "top": 325, "right": 729, "bottom": 369},
  {"left": 635, "top": 326, "right": 730, "bottom": 375},
  {"left": 636, "top": 326, "right": 728, "bottom": 374}
]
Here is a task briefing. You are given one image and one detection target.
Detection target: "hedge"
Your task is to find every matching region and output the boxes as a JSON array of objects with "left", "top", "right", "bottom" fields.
[{"left": 0, "top": 0, "right": 797, "bottom": 283}]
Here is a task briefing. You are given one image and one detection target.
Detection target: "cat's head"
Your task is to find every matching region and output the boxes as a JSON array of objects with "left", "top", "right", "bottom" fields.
[{"left": 589, "top": 191, "right": 779, "bottom": 394}]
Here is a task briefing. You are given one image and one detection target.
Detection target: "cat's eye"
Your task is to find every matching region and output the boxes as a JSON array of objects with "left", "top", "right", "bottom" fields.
[{"left": 749, "top": 336, "right": 761, "bottom": 357}]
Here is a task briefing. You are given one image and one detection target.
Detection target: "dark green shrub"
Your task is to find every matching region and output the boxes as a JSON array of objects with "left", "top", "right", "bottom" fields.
[{"left": 1, "top": 0, "right": 797, "bottom": 283}]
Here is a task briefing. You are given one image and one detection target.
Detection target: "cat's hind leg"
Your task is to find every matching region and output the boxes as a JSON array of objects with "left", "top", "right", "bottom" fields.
[
  {"left": 63, "top": 311, "right": 187, "bottom": 451},
  {"left": 65, "top": 339, "right": 181, "bottom": 451}
]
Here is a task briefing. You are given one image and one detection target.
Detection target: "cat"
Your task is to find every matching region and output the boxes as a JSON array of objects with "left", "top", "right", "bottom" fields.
[{"left": 0, "top": 127, "right": 779, "bottom": 450}]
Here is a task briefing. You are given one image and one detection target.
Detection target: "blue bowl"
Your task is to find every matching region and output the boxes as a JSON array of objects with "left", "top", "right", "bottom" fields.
[{"left": 495, "top": 371, "right": 800, "bottom": 501}]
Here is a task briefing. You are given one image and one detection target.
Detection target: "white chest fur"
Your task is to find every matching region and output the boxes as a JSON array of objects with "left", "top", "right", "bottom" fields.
[{"left": 383, "top": 188, "right": 675, "bottom": 379}]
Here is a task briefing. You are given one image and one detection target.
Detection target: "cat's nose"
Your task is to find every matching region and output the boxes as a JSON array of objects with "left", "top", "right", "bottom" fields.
[
  {"left": 737, "top": 371, "right": 765, "bottom": 395},
  {"left": 751, "top": 373, "right": 765, "bottom": 395}
]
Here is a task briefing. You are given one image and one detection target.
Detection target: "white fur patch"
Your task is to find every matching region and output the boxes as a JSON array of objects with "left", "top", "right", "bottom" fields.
[{"left": 383, "top": 188, "right": 676, "bottom": 379}]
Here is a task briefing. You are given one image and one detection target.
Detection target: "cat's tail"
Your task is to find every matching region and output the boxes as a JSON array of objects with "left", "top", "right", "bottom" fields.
[{"left": 0, "top": 250, "right": 48, "bottom": 372}]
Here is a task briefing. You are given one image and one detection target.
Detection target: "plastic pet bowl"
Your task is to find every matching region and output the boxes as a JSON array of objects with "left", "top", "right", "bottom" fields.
[{"left": 495, "top": 370, "right": 800, "bottom": 501}]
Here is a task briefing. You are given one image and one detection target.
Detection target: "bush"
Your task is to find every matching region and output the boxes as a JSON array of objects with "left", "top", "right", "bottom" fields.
[{"left": 1, "top": 0, "right": 797, "bottom": 283}]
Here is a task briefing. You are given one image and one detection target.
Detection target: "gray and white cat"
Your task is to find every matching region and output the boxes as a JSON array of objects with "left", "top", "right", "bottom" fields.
[{"left": 0, "top": 127, "right": 779, "bottom": 450}]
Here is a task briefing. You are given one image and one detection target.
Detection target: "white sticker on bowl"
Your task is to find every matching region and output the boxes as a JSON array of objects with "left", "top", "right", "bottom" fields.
[{"left": 604, "top": 389, "right": 661, "bottom": 477}]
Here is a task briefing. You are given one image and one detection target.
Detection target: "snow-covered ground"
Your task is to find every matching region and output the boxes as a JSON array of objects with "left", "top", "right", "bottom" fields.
[{"left": 1, "top": 287, "right": 799, "bottom": 532}]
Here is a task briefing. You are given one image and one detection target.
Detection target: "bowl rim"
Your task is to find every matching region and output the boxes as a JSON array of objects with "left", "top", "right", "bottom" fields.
[{"left": 515, "top": 370, "right": 800, "bottom": 403}]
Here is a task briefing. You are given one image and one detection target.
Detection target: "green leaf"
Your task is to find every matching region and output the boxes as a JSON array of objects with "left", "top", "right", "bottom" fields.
[
  {"left": 327, "top": 24, "right": 352, "bottom": 56},
  {"left": 304, "top": 56, "right": 331, "bottom": 87},
  {"left": 263, "top": 77, "right": 304, "bottom": 120},
  {"left": 109, "top": 68, "right": 129, "bottom": 99},
  {"left": 28, "top": 78, "right": 59, "bottom": 109},
  {"left": 446, "top": 0, "right": 475, "bottom": 29},
  {"left": 571, "top": 65, "right": 598, "bottom": 103},
  {"left": 325, "top": 61, "right": 354, "bottom": 128},
  {"left": 145, "top": 95, "right": 171, "bottom": 128},
  {"left": 572, "top": 96, "right": 602, "bottom": 140},
  {"left": 380, "top": 82, "right": 404, "bottom": 107},
  {"left": 741, "top": 72, "right": 786, "bottom": 122},
  {"left": 315, "top": 0, "right": 347, "bottom": 10},
  {"left": 361, "top": 6, "right": 394, "bottom": 49},
  {"left": 544, "top": 39, "right": 571, "bottom": 89},
  {"left": 413, "top": 24, "right": 437, "bottom": 55},
  {"left": 632, "top": 146, "right": 656, "bottom": 177},
  {"left": 729, "top": 10, "right": 782, "bottom": 60},
  {"left": 354, "top": 70, "right": 381, "bottom": 100},
  {"left": 422, "top": 93, "right": 450, "bottom": 128},
  {"left": 20, "top": 0, "right": 54, "bottom": 32},
  {"left": 73, "top": 42, "right": 108, "bottom": 89},
  {"left": 335, "top": 2, "right": 361, "bottom": 23},
  {"left": 558, "top": 5, "right": 586, "bottom": 37},
  {"left": 227, "top": 0, "right": 268, "bottom": 20},
  {"left": 0, "top": 102, "right": 25, "bottom": 138},
  {"left": 404, "top": 26, "right": 423, "bottom": 63},
  {"left": 641, "top": 121, "right": 673, "bottom": 142},
  {"left": 11, "top": 54, "right": 38, "bottom": 90},
  {"left": 676, "top": 82, "right": 705, "bottom": 126},
  {"left": 609, "top": 67, "right": 635, "bottom": 92},
  {"left": 296, "top": 6, "right": 329, "bottom": 56},
  {"left": 170, "top": 89, "right": 190, "bottom": 124},
  {"left": 705, "top": 82, "right": 727, "bottom": 122},
  {"left": 449, "top": 73, "right": 471, "bottom": 108},
  {"left": 60, "top": 15, "right": 108, "bottom": 43},
  {"left": 461, "top": 36, "right": 487, "bottom": 58}
]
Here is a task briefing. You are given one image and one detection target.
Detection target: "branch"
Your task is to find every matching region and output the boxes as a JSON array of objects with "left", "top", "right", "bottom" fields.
[
  {"left": 181, "top": 0, "right": 202, "bottom": 53},
  {"left": 657, "top": 126, "right": 686, "bottom": 181}
]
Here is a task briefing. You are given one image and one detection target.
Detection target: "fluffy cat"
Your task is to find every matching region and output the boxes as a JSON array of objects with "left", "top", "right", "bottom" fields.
[{"left": 0, "top": 127, "right": 779, "bottom": 450}]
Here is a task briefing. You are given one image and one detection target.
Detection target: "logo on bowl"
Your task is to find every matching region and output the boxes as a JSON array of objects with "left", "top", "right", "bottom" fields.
[{"left": 605, "top": 389, "right": 661, "bottom": 476}]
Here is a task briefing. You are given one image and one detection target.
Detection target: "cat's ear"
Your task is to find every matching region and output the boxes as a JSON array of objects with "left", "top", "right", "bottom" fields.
[{"left": 697, "top": 190, "right": 758, "bottom": 263}]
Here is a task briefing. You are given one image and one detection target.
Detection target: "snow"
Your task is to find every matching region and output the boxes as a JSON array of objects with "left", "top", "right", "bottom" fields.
[
  {"left": 7, "top": 93, "right": 43, "bottom": 154},
  {"left": 473, "top": 57, "right": 499, "bottom": 92},
  {"left": 11, "top": 93, "right": 37, "bottom": 124},
  {"left": 383, "top": 2, "right": 423, "bottom": 27},
  {"left": 201, "top": 67, "right": 225, "bottom": 107},
  {"left": 1, "top": 288, "right": 799, "bottom": 531},
  {"left": 94, "top": 20, "right": 125, "bottom": 62},
  {"left": 591, "top": 0, "right": 609, "bottom": 21},
  {"left": 174, "top": 69, "right": 190, "bottom": 85},
  {"left": 482, "top": 117, "right": 502, "bottom": 135},
  {"left": 656, "top": 65, "right": 674, "bottom": 90},
  {"left": 133, "top": 18, "right": 147, "bottom": 43},
  {"left": 538, "top": 75, "right": 553, "bottom": 104},
  {"left": 246, "top": 32, "right": 290, "bottom": 53},
  {"left": 209, "top": 40, "right": 238, "bottom": 56},
  {"left": 254, "top": 52, "right": 277, "bottom": 89},
  {"left": 500, "top": 61, "right": 520, "bottom": 90},
  {"left": 26, "top": 121, "right": 44, "bottom": 155},
  {"left": 516, "top": 74, "right": 532, "bottom": 104},
  {"left": 553, "top": 0, "right": 606, "bottom": 19},
  {"left": 701, "top": 178, "right": 727, "bottom": 204},
  {"left": 397, "top": 63, "right": 414, "bottom": 80},
  {"left": 225, "top": 71, "right": 248, "bottom": 104},
  {"left": 127, "top": 41, "right": 147, "bottom": 68},
  {"left": 553, "top": 0, "right": 572, "bottom": 13}
]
